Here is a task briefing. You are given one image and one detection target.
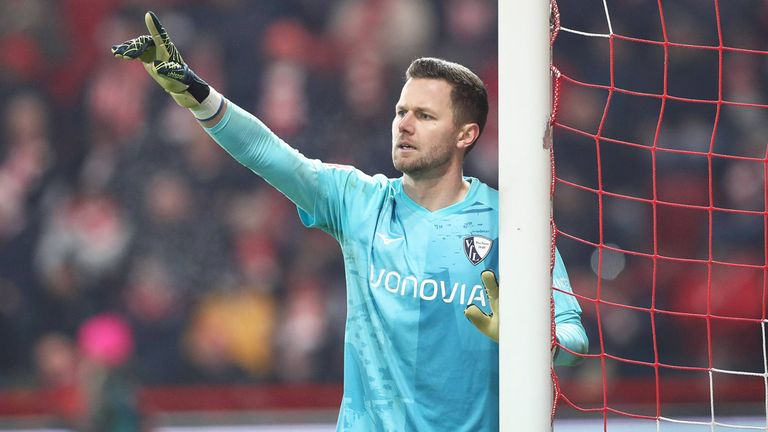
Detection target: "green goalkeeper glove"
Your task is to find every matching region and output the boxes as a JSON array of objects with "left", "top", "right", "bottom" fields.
[
  {"left": 464, "top": 270, "right": 499, "bottom": 342},
  {"left": 111, "top": 11, "right": 221, "bottom": 116}
]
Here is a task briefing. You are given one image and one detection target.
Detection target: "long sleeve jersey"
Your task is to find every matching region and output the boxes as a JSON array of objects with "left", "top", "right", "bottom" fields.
[{"left": 203, "top": 101, "right": 587, "bottom": 431}]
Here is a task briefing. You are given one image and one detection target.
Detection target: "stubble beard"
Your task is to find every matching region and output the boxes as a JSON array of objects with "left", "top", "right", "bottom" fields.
[{"left": 392, "top": 142, "right": 454, "bottom": 178}]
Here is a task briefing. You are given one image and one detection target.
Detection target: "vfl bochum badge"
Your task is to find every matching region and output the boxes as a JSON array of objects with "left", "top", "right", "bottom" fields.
[{"left": 464, "top": 236, "right": 493, "bottom": 265}]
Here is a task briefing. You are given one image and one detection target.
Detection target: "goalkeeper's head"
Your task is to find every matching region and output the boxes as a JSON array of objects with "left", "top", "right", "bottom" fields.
[{"left": 405, "top": 57, "right": 489, "bottom": 156}]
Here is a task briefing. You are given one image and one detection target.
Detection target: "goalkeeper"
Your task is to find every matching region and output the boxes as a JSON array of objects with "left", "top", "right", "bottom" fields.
[{"left": 112, "top": 12, "right": 588, "bottom": 431}]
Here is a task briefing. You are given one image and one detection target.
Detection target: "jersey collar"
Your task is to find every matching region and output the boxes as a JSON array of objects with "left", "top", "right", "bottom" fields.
[{"left": 394, "top": 176, "right": 481, "bottom": 219}]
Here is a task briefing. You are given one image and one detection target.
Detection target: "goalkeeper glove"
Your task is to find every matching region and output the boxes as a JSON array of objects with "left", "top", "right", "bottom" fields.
[
  {"left": 111, "top": 11, "right": 222, "bottom": 118},
  {"left": 464, "top": 270, "right": 499, "bottom": 342}
]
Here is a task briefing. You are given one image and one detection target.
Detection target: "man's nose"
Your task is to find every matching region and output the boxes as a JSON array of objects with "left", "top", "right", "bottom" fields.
[{"left": 398, "top": 112, "right": 414, "bottom": 133}]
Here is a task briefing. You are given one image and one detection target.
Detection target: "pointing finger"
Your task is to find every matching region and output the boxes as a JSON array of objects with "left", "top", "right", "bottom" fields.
[
  {"left": 481, "top": 270, "right": 498, "bottom": 301},
  {"left": 145, "top": 11, "right": 170, "bottom": 61}
]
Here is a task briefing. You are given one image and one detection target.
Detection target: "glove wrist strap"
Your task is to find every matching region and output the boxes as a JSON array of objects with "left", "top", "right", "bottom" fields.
[
  {"left": 185, "top": 68, "right": 211, "bottom": 103},
  {"left": 190, "top": 88, "right": 224, "bottom": 121}
]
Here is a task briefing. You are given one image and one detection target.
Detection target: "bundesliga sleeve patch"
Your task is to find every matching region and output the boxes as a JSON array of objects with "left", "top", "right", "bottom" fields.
[{"left": 464, "top": 236, "right": 493, "bottom": 265}]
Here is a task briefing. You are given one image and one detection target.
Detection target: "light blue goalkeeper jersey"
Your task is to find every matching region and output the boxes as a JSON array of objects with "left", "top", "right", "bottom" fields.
[{"left": 204, "top": 101, "right": 587, "bottom": 431}]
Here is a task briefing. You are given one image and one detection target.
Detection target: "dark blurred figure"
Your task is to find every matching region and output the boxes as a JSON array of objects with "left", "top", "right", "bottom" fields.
[{"left": 78, "top": 313, "right": 143, "bottom": 432}]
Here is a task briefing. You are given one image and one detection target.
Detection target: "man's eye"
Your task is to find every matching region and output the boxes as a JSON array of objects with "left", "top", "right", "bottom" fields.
[{"left": 418, "top": 113, "right": 432, "bottom": 120}]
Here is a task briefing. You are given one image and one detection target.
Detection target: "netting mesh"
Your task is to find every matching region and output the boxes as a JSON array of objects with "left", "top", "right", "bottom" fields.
[{"left": 550, "top": 0, "right": 768, "bottom": 429}]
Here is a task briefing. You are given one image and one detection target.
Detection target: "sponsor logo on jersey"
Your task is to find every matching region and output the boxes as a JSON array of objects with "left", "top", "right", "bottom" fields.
[
  {"left": 463, "top": 236, "right": 493, "bottom": 265},
  {"left": 369, "top": 265, "right": 487, "bottom": 307}
]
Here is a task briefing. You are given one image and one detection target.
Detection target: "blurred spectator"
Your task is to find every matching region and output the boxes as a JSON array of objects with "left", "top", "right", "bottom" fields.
[
  {"left": 184, "top": 281, "right": 276, "bottom": 381},
  {"left": 36, "top": 188, "right": 131, "bottom": 292},
  {"left": 274, "top": 276, "right": 330, "bottom": 383},
  {"left": 122, "top": 255, "right": 186, "bottom": 384},
  {"left": 0, "top": 92, "right": 52, "bottom": 241},
  {"left": 329, "top": 0, "right": 436, "bottom": 119},
  {"left": 33, "top": 333, "right": 84, "bottom": 428},
  {"left": 130, "top": 169, "right": 230, "bottom": 293},
  {"left": 78, "top": 313, "right": 142, "bottom": 432}
]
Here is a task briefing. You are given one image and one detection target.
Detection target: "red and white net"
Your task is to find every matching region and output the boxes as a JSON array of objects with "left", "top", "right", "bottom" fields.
[{"left": 550, "top": 0, "right": 768, "bottom": 429}]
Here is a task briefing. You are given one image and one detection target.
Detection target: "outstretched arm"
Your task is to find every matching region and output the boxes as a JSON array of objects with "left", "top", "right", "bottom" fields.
[{"left": 111, "top": 11, "right": 321, "bottom": 214}]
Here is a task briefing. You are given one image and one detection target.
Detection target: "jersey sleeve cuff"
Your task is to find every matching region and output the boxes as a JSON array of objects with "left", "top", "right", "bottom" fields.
[{"left": 190, "top": 87, "right": 224, "bottom": 121}]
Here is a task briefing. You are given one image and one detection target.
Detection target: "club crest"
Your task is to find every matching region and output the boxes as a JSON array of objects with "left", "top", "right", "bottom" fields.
[{"left": 463, "top": 236, "right": 493, "bottom": 265}]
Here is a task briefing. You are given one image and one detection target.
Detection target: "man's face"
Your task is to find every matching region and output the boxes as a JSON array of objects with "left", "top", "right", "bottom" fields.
[{"left": 392, "top": 78, "right": 461, "bottom": 177}]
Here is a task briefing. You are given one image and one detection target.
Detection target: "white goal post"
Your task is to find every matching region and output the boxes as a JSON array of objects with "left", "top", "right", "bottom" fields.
[{"left": 499, "top": 0, "right": 554, "bottom": 430}]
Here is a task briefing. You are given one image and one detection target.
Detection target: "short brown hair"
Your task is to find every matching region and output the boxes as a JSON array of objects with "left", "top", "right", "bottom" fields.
[{"left": 405, "top": 57, "right": 489, "bottom": 154}]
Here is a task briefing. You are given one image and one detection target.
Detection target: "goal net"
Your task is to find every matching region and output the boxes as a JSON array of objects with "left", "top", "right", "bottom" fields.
[{"left": 550, "top": 0, "right": 768, "bottom": 430}]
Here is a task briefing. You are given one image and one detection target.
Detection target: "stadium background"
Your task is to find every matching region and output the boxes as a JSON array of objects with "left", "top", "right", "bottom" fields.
[
  {"left": 0, "top": 0, "right": 766, "bottom": 430},
  {"left": 552, "top": 0, "right": 768, "bottom": 426},
  {"left": 0, "top": 0, "right": 498, "bottom": 429}
]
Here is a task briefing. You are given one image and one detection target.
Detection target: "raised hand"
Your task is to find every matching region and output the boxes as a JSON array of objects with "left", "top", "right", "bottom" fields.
[
  {"left": 111, "top": 11, "right": 210, "bottom": 109},
  {"left": 465, "top": 270, "right": 499, "bottom": 342},
  {"left": 111, "top": 35, "right": 156, "bottom": 62}
]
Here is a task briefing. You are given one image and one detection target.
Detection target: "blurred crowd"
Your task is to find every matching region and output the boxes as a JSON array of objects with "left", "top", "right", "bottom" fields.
[
  {"left": 5, "top": 0, "right": 766, "bottom": 423},
  {"left": 0, "top": 0, "right": 499, "bottom": 409}
]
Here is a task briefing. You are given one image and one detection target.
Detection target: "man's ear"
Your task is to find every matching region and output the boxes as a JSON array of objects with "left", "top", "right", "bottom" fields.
[{"left": 456, "top": 123, "right": 480, "bottom": 152}]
